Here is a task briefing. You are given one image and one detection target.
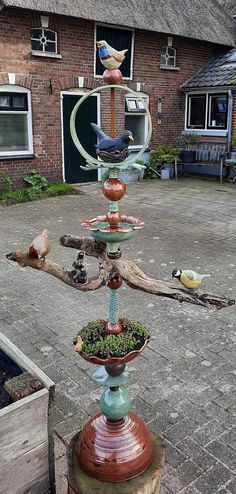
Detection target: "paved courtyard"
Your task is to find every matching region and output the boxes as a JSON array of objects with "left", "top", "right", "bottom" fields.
[{"left": 0, "top": 177, "right": 236, "bottom": 493}]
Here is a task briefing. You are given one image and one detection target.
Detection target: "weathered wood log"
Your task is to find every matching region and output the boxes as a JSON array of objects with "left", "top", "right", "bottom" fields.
[
  {"left": 6, "top": 251, "right": 106, "bottom": 292},
  {"left": 4, "top": 372, "right": 43, "bottom": 401}
]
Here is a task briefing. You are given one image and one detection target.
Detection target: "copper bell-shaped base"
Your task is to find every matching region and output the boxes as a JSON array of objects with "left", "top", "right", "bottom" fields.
[{"left": 76, "top": 411, "right": 153, "bottom": 482}]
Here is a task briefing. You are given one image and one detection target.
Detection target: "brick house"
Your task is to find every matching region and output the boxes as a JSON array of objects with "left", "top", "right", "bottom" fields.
[{"left": 0, "top": 0, "right": 235, "bottom": 186}]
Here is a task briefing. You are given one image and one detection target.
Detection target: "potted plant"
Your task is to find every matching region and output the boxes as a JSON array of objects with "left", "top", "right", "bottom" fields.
[
  {"left": 73, "top": 317, "right": 150, "bottom": 365},
  {"left": 150, "top": 145, "right": 180, "bottom": 179},
  {"left": 178, "top": 131, "right": 200, "bottom": 163}
]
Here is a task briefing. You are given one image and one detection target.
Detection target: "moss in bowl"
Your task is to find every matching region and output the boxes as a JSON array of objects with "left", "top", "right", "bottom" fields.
[{"left": 73, "top": 318, "right": 150, "bottom": 359}]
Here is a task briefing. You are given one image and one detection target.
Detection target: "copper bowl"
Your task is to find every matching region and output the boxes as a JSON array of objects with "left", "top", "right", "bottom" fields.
[{"left": 80, "top": 336, "right": 150, "bottom": 366}]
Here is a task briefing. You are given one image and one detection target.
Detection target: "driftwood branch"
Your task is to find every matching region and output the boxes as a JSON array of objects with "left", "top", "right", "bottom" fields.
[
  {"left": 6, "top": 235, "right": 235, "bottom": 310},
  {"left": 6, "top": 251, "right": 106, "bottom": 292},
  {"left": 106, "top": 259, "right": 235, "bottom": 310},
  {"left": 59, "top": 235, "right": 107, "bottom": 259}
]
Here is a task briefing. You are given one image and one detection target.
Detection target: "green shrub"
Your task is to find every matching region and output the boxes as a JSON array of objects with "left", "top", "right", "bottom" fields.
[
  {"left": 150, "top": 145, "right": 180, "bottom": 169},
  {"left": 23, "top": 169, "right": 49, "bottom": 192},
  {"left": 177, "top": 131, "right": 200, "bottom": 150}
]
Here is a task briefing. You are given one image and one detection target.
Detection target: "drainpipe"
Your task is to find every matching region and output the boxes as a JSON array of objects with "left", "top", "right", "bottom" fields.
[{"left": 227, "top": 89, "right": 233, "bottom": 156}]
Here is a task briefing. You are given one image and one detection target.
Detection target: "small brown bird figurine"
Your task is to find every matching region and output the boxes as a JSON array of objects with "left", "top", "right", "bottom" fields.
[{"left": 28, "top": 229, "right": 50, "bottom": 259}]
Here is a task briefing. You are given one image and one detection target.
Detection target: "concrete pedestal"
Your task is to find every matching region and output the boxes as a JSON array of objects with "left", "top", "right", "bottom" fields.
[{"left": 67, "top": 431, "right": 165, "bottom": 494}]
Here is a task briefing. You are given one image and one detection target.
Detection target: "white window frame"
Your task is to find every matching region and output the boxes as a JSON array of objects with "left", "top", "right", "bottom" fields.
[
  {"left": 160, "top": 46, "right": 176, "bottom": 68},
  {"left": 208, "top": 94, "right": 228, "bottom": 129},
  {"left": 0, "top": 85, "right": 33, "bottom": 157},
  {"left": 184, "top": 90, "right": 229, "bottom": 137},
  {"left": 125, "top": 93, "right": 149, "bottom": 150},
  {"left": 94, "top": 22, "right": 134, "bottom": 80},
  {"left": 31, "top": 27, "right": 58, "bottom": 55}
]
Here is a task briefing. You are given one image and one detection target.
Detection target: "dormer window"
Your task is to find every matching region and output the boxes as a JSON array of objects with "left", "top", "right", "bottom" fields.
[
  {"left": 160, "top": 46, "right": 176, "bottom": 68},
  {"left": 31, "top": 28, "right": 57, "bottom": 55}
]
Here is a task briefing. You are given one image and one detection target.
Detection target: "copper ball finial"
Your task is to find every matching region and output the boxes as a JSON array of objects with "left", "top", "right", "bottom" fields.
[
  {"left": 102, "top": 178, "right": 126, "bottom": 201},
  {"left": 103, "top": 69, "right": 123, "bottom": 84}
]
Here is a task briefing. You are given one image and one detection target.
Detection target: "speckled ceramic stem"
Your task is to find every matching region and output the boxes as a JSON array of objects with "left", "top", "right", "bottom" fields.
[
  {"left": 107, "top": 167, "right": 121, "bottom": 326},
  {"left": 108, "top": 289, "right": 119, "bottom": 323}
]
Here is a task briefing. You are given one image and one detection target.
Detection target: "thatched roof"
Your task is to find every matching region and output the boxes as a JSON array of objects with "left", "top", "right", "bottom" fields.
[
  {"left": 182, "top": 48, "right": 236, "bottom": 89},
  {"left": 217, "top": 0, "right": 235, "bottom": 16},
  {"left": 0, "top": 0, "right": 235, "bottom": 47}
]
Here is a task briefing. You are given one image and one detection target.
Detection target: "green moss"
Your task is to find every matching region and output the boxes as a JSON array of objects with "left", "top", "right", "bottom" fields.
[{"left": 74, "top": 318, "right": 150, "bottom": 359}]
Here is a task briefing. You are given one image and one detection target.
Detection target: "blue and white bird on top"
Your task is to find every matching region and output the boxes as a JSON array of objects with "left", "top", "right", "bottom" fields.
[
  {"left": 90, "top": 122, "right": 134, "bottom": 152},
  {"left": 96, "top": 40, "right": 128, "bottom": 70}
]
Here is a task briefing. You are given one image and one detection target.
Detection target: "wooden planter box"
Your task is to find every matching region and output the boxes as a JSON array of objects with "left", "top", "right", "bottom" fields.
[{"left": 0, "top": 332, "right": 55, "bottom": 494}]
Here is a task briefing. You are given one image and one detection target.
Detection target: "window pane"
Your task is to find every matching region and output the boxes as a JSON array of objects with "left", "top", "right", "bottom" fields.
[
  {"left": 45, "top": 41, "right": 56, "bottom": 53},
  {"left": 31, "top": 39, "right": 42, "bottom": 51},
  {"left": 0, "top": 95, "right": 10, "bottom": 108},
  {"left": 188, "top": 95, "right": 206, "bottom": 128},
  {"left": 12, "top": 94, "right": 27, "bottom": 110},
  {"left": 96, "top": 25, "right": 132, "bottom": 77},
  {"left": 125, "top": 114, "right": 145, "bottom": 146},
  {"left": 0, "top": 114, "right": 28, "bottom": 152},
  {"left": 31, "top": 28, "right": 42, "bottom": 39},
  {"left": 209, "top": 95, "right": 227, "bottom": 128},
  {"left": 44, "top": 29, "right": 56, "bottom": 42},
  {"left": 166, "top": 56, "right": 175, "bottom": 66}
]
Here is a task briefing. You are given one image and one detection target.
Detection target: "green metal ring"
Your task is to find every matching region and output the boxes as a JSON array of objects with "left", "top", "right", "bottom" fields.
[{"left": 70, "top": 84, "right": 152, "bottom": 167}]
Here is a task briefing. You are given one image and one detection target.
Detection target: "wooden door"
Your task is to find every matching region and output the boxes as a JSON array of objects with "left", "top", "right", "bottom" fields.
[{"left": 62, "top": 93, "right": 98, "bottom": 183}]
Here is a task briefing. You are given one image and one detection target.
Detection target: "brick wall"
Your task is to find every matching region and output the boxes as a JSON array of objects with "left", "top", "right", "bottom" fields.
[{"left": 0, "top": 7, "right": 225, "bottom": 186}]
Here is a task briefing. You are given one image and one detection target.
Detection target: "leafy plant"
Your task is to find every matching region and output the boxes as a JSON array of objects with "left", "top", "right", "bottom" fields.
[
  {"left": 23, "top": 169, "right": 49, "bottom": 192},
  {"left": 74, "top": 318, "right": 150, "bottom": 359},
  {"left": 231, "top": 136, "right": 236, "bottom": 147},
  {"left": 150, "top": 145, "right": 180, "bottom": 169},
  {"left": 143, "top": 162, "right": 160, "bottom": 180},
  {"left": 0, "top": 172, "right": 13, "bottom": 194},
  {"left": 177, "top": 131, "right": 200, "bottom": 150}
]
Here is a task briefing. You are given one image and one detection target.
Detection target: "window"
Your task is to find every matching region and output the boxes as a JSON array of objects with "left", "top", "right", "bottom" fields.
[
  {"left": 95, "top": 24, "right": 133, "bottom": 79},
  {"left": 31, "top": 28, "right": 57, "bottom": 54},
  {"left": 160, "top": 46, "right": 176, "bottom": 68},
  {"left": 0, "top": 86, "right": 33, "bottom": 156},
  {"left": 125, "top": 95, "right": 148, "bottom": 147},
  {"left": 208, "top": 94, "right": 228, "bottom": 129},
  {"left": 186, "top": 93, "right": 228, "bottom": 131},
  {"left": 187, "top": 95, "right": 206, "bottom": 128}
]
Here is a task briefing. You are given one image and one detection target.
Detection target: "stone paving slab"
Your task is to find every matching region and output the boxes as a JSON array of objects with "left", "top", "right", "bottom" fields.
[{"left": 0, "top": 178, "right": 236, "bottom": 493}]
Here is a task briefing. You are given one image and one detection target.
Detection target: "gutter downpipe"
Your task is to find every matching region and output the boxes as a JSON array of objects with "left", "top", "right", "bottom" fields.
[{"left": 227, "top": 89, "right": 233, "bottom": 156}]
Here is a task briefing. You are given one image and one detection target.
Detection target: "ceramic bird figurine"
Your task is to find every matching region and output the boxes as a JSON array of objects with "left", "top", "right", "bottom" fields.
[
  {"left": 172, "top": 268, "right": 211, "bottom": 289},
  {"left": 28, "top": 229, "right": 50, "bottom": 259},
  {"left": 75, "top": 336, "right": 84, "bottom": 353},
  {"left": 96, "top": 40, "right": 128, "bottom": 70},
  {"left": 90, "top": 122, "right": 134, "bottom": 152}
]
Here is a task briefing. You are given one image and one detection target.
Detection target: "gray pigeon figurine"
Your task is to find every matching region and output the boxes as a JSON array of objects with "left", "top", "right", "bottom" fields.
[
  {"left": 90, "top": 122, "right": 134, "bottom": 152},
  {"left": 97, "top": 40, "right": 128, "bottom": 70}
]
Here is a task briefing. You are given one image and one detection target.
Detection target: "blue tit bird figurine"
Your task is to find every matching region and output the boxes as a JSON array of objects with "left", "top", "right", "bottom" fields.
[
  {"left": 90, "top": 122, "right": 134, "bottom": 152},
  {"left": 172, "top": 268, "right": 211, "bottom": 289},
  {"left": 96, "top": 40, "right": 128, "bottom": 70}
]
